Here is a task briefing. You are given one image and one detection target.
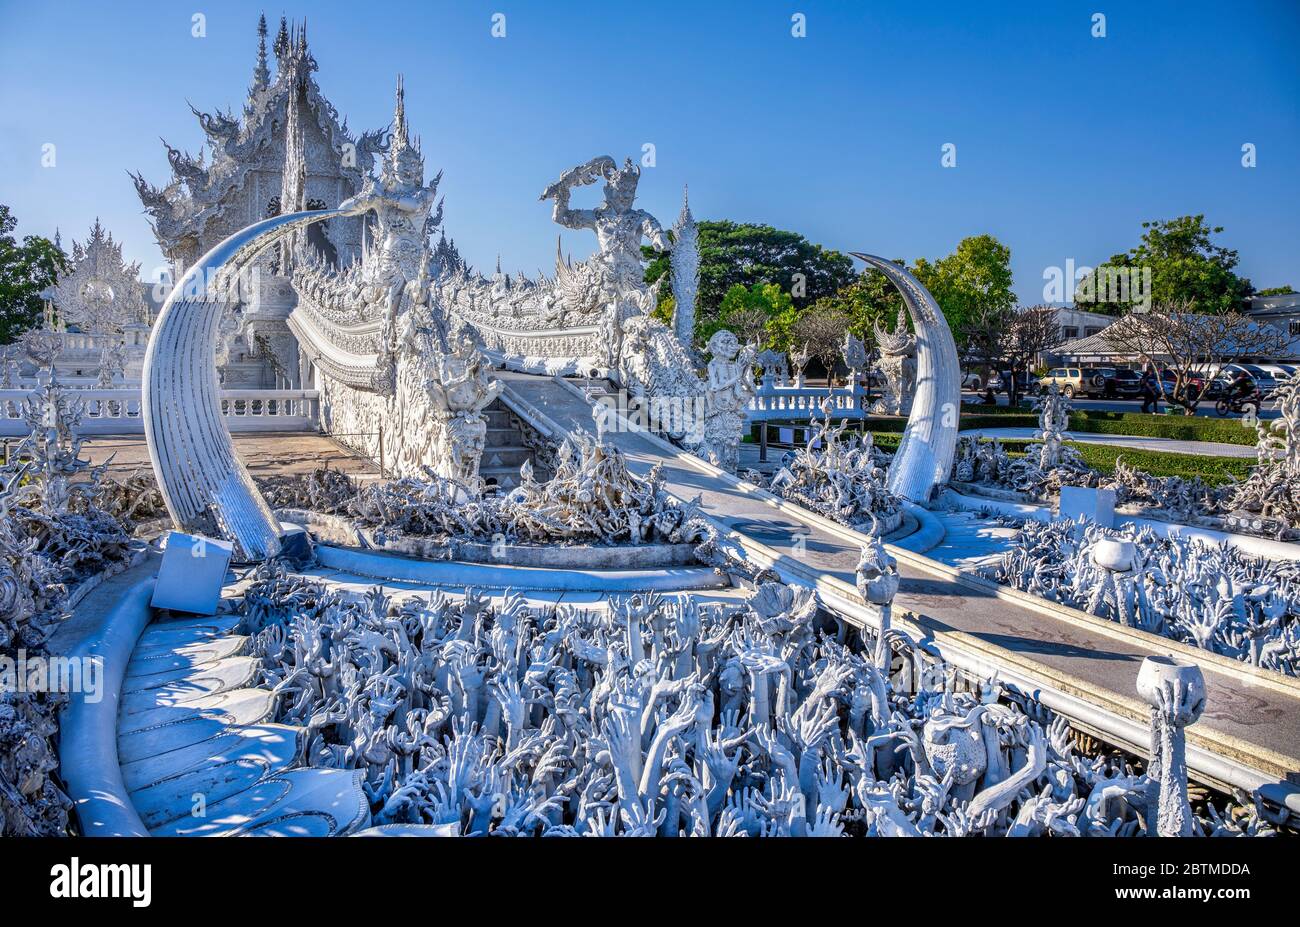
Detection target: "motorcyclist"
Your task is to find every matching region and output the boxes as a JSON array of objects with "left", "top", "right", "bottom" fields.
[{"left": 1229, "top": 368, "right": 1257, "bottom": 403}]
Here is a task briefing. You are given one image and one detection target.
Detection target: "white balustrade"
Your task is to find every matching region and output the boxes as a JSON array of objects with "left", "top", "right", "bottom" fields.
[
  {"left": 745, "top": 383, "right": 871, "bottom": 422},
  {"left": 0, "top": 387, "right": 320, "bottom": 436}
]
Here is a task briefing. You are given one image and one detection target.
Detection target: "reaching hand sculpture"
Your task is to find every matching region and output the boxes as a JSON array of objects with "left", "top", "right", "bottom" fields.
[
  {"left": 995, "top": 519, "right": 1300, "bottom": 676},
  {"left": 236, "top": 524, "right": 1269, "bottom": 836}
]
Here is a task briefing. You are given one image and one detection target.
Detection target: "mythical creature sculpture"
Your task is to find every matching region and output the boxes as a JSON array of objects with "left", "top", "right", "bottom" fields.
[
  {"left": 757, "top": 348, "right": 788, "bottom": 386},
  {"left": 703, "top": 330, "right": 758, "bottom": 472},
  {"left": 789, "top": 342, "right": 810, "bottom": 387},
  {"left": 540, "top": 155, "right": 670, "bottom": 368},
  {"left": 337, "top": 76, "right": 443, "bottom": 301},
  {"left": 426, "top": 332, "right": 504, "bottom": 486},
  {"left": 842, "top": 331, "right": 868, "bottom": 387},
  {"left": 871, "top": 305, "right": 916, "bottom": 415}
]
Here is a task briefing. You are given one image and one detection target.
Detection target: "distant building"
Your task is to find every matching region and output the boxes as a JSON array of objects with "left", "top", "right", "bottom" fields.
[
  {"left": 1246, "top": 291, "right": 1300, "bottom": 340},
  {"left": 1041, "top": 307, "right": 1116, "bottom": 366}
]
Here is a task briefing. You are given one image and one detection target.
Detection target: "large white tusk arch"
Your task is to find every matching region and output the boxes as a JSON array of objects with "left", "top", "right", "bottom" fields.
[
  {"left": 850, "top": 253, "right": 961, "bottom": 504},
  {"left": 143, "top": 209, "right": 343, "bottom": 562}
]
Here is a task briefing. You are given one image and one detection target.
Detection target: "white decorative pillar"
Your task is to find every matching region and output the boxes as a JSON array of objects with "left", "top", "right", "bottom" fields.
[
  {"left": 670, "top": 186, "right": 698, "bottom": 352},
  {"left": 1136, "top": 655, "right": 1206, "bottom": 837}
]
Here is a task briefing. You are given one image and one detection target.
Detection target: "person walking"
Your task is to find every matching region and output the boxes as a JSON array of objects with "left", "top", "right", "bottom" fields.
[{"left": 1140, "top": 367, "right": 1161, "bottom": 414}]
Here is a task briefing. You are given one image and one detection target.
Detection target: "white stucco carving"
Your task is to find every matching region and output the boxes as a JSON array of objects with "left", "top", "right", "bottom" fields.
[
  {"left": 870, "top": 304, "right": 917, "bottom": 415},
  {"left": 670, "top": 186, "right": 699, "bottom": 352},
  {"left": 703, "top": 329, "right": 757, "bottom": 472}
]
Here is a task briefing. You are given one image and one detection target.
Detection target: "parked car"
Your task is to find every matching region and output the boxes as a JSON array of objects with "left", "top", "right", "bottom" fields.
[
  {"left": 1158, "top": 368, "right": 1207, "bottom": 402},
  {"left": 1102, "top": 368, "right": 1143, "bottom": 398},
  {"left": 997, "top": 370, "right": 1036, "bottom": 397},
  {"left": 961, "top": 370, "right": 988, "bottom": 390},
  {"left": 1038, "top": 367, "right": 1085, "bottom": 398},
  {"left": 1075, "top": 367, "right": 1141, "bottom": 398}
]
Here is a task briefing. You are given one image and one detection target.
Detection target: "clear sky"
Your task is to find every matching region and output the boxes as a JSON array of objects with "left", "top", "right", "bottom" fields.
[{"left": 1, "top": 0, "right": 1297, "bottom": 303}]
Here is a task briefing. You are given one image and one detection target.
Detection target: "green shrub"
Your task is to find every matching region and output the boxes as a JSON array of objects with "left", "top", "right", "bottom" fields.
[{"left": 1068, "top": 410, "right": 1255, "bottom": 446}]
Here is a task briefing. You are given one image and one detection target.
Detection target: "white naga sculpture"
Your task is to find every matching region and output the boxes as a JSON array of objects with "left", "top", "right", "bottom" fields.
[
  {"left": 851, "top": 254, "right": 960, "bottom": 504},
  {"left": 871, "top": 304, "right": 917, "bottom": 416},
  {"left": 703, "top": 329, "right": 757, "bottom": 472}
]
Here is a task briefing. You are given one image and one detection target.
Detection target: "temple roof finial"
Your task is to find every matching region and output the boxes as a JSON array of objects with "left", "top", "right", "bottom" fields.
[
  {"left": 677, "top": 184, "right": 694, "bottom": 226},
  {"left": 392, "top": 74, "right": 408, "bottom": 151},
  {"left": 273, "top": 15, "right": 290, "bottom": 62},
  {"left": 249, "top": 13, "right": 270, "bottom": 95}
]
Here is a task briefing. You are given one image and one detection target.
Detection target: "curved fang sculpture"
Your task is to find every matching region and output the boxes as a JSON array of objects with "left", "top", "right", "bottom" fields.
[
  {"left": 144, "top": 210, "right": 342, "bottom": 561},
  {"left": 850, "top": 253, "right": 960, "bottom": 503}
]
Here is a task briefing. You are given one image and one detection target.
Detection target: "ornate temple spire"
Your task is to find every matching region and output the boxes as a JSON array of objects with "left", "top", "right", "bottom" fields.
[
  {"left": 248, "top": 14, "right": 270, "bottom": 98},
  {"left": 280, "top": 59, "right": 308, "bottom": 271},
  {"left": 273, "top": 15, "right": 290, "bottom": 63},
  {"left": 670, "top": 184, "right": 699, "bottom": 351},
  {"left": 392, "top": 74, "right": 408, "bottom": 153}
]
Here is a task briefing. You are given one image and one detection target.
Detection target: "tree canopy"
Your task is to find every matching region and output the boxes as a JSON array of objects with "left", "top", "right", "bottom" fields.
[
  {"left": 699, "top": 282, "right": 795, "bottom": 349},
  {"left": 645, "top": 220, "right": 856, "bottom": 324},
  {"left": 910, "top": 234, "right": 1016, "bottom": 347},
  {"left": 1077, "top": 215, "right": 1254, "bottom": 315},
  {"left": 0, "top": 205, "right": 65, "bottom": 344}
]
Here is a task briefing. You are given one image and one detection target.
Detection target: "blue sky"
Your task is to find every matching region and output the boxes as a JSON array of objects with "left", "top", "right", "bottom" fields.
[{"left": 1, "top": 0, "right": 1297, "bottom": 302}]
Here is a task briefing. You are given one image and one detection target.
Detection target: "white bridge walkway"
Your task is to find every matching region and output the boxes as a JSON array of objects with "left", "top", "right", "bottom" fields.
[{"left": 499, "top": 371, "right": 1300, "bottom": 805}]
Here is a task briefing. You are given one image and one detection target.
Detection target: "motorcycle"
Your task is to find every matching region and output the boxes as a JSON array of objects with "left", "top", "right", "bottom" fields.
[{"left": 1215, "top": 388, "right": 1262, "bottom": 417}]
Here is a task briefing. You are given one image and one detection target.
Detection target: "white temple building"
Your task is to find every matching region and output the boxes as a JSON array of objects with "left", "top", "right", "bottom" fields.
[{"left": 130, "top": 15, "right": 383, "bottom": 390}]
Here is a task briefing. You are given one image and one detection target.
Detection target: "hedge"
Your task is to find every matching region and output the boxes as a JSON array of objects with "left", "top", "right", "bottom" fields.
[
  {"left": 1067, "top": 410, "right": 1256, "bottom": 446},
  {"left": 867, "top": 433, "right": 1249, "bottom": 485}
]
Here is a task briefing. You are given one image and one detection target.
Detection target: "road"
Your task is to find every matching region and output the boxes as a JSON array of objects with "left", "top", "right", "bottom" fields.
[{"left": 965, "top": 390, "right": 1279, "bottom": 420}]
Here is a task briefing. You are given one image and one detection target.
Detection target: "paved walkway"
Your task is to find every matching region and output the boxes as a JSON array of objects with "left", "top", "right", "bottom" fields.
[
  {"left": 81, "top": 432, "right": 382, "bottom": 481},
  {"left": 501, "top": 372, "right": 1300, "bottom": 788},
  {"left": 964, "top": 426, "right": 1257, "bottom": 459}
]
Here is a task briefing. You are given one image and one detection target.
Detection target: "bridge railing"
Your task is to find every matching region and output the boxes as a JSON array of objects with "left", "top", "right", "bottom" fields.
[
  {"left": 0, "top": 387, "right": 320, "bottom": 436},
  {"left": 746, "top": 383, "right": 872, "bottom": 422}
]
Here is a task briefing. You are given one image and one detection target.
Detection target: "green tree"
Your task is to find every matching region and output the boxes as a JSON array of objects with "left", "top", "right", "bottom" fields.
[
  {"left": 0, "top": 205, "right": 66, "bottom": 344},
  {"left": 1077, "top": 215, "right": 1254, "bottom": 315},
  {"left": 811, "top": 267, "right": 906, "bottom": 345},
  {"left": 700, "top": 282, "right": 795, "bottom": 348},
  {"left": 909, "top": 234, "right": 1015, "bottom": 348},
  {"left": 644, "top": 220, "right": 856, "bottom": 329},
  {"left": 1256, "top": 285, "right": 1295, "bottom": 297}
]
